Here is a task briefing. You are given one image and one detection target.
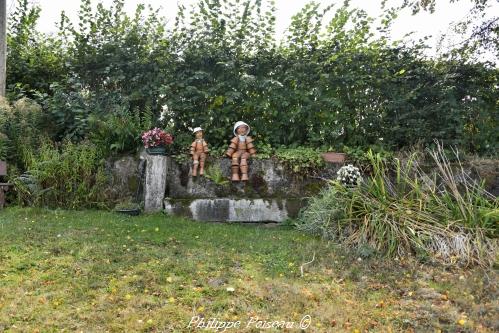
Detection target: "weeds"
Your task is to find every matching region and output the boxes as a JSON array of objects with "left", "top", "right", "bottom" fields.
[{"left": 297, "top": 141, "right": 498, "bottom": 267}]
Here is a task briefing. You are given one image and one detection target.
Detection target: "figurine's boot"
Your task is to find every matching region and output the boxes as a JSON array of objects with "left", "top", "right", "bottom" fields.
[
  {"left": 240, "top": 165, "right": 249, "bottom": 181},
  {"left": 199, "top": 155, "right": 206, "bottom": 176},
  {"left": 240, "top": 155, "right": 249, "bottom": 181},
  {"left": 192, "top": 161, "right": 199, "bottom": 177},
  {"left": 240, "top": 166, "right": 249, "bottom": 181},
  {"left": 231, "top": 165, "right": 240, "bottom": 181}
]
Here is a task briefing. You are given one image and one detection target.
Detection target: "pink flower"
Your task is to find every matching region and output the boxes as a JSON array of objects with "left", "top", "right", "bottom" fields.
[{"left": 141, "top": 128, "right": 174, "bottom": 148}]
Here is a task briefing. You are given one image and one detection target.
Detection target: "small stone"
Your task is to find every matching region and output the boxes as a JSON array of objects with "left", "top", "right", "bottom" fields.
[{"left": 208, "top": 278, "right": 226, "bottom": 287}]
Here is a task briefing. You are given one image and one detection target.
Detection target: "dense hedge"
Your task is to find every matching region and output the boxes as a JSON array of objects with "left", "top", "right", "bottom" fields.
[{"left": 4, "top": 0, "right": 498, "bottom": 165}]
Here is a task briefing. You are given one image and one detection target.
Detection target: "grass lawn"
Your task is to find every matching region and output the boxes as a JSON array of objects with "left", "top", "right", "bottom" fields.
[{"left": 0, "top": 207, "right": 497, "bottom": 332}]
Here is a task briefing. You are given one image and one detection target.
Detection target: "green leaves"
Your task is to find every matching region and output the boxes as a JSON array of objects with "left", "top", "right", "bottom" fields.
[{"left": 4, "top": 0, "right": 498, "bottom": 157}]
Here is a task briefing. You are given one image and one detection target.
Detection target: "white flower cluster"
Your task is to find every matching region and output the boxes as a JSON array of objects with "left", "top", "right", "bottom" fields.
[{"left": 336, "top": 164, "right": 362, "bottom": 186}]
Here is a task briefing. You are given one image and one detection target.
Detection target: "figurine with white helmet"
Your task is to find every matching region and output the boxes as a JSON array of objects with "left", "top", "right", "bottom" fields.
[
  {"left": 190, "top": 127, "right": 209, "bottom": 177},
  {"left": 226, "top": 121, "right": 256, "bottom": 181}
]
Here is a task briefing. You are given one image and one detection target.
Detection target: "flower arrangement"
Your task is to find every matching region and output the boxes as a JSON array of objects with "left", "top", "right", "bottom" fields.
[
  {"left": 336, "top": 164, "right": 362, "bottom": 186},
  {"left": 141, "top": 128, "right": 174, "bottom": 148}
]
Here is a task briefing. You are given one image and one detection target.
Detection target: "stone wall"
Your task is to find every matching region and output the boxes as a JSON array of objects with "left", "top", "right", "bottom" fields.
[
  {"left": 143, "top": 154, "right": 340, "bottom": 221},
  {"left": 163, "top": 156, "right": 337, "bottom": 199},
  {"left": 104, "top": 154, "right": 145, "bottom": 203},
  {"left": 105, "top": 151, "right": 498, "bottom": 222}
]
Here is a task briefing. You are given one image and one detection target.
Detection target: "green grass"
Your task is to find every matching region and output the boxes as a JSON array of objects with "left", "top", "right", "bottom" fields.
[{"left": 0, "top": 207, "right": 497, "bottom": 332}]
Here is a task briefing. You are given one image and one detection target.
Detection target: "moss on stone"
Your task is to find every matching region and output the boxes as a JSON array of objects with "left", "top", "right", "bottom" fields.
[{"left": 303, "top": 181, "right": 325, "bottom": 196}]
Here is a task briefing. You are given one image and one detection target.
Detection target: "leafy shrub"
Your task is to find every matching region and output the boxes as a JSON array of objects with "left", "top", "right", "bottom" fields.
[
  {"left": 0, "top": 133, "right": 8, "bottom": 161},
  {"left": 275, "top": 147, "right": 325, "bottom": 175},
  {"left": 0, "top": 97, "right": 48, "bottom": 168},
  {"left": 87, "top": 107, "right": 153, "bottom": 155},
  {"left": 13, "top": 140, "right": 109, "bottom": 209},
  {"left": 297, "top": 143, "right": 498, "bottom": 267},
  {"left": 6, "top": 0, "right": 498, "bottom": 156},
  {"left": 343, "top": 145, "right": 395, "bottom": 170}
]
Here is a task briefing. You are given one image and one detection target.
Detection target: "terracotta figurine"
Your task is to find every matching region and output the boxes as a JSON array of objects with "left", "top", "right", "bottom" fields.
[
  {"left": 190, "top": 127, "right": 209, "bottom": 176},
  {"left": 226, "top": 121, "right": 256, "bottom": 181}
]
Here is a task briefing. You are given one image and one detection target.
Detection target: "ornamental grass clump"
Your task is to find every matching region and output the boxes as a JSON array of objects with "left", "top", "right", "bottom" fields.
[{"left": 297, "top": 141, "right": 498, "bottom": 267}]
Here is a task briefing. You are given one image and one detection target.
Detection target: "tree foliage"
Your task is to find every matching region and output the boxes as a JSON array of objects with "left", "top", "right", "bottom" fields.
[{"left": 4, "top": 0, "right": 498, "bottom": 165}]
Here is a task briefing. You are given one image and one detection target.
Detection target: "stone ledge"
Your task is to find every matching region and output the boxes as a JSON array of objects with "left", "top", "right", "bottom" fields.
[
  {"left": 164, "top": 198, "right": 305, "bottom": 222},
  {"left": 165, "top": 156, "right": 341, "bottom": 199}
]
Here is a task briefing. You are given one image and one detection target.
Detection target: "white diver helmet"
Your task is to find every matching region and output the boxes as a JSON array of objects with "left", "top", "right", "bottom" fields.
[{"left": 233, "top": 121, "right": 250, "bottom": 136}]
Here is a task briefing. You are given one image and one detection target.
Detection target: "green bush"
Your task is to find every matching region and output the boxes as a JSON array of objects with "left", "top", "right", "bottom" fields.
[
  {"left": 13, "top": 140, "right": 109, "bottom": 209},
  {"left": 87, "top": 107, "right": 153, "bottom": 156},
  {"left": 275, "top": 147, "right": 325, "bottom": 175},
  {"left": 5, "top": 0, "right": 498, "bottom": 156},
  {"left": 296, "top": 143, "right": 498, "bottom": 267},
  {"left": 0, "top": 97, "right": 48, "bottom": 169}
]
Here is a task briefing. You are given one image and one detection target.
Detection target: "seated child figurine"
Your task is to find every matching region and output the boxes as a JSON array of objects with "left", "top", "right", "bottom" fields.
[
  {"left": 225, "top": 121, "right": 256, "bottom": 181},
  {"left": 190, "top": 127, "right": 209, "bottom": 176}
]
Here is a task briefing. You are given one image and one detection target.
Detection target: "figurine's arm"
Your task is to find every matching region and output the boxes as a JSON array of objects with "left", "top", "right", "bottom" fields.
[
  {"left": 226, "top": 137, "right": 238, "bottom": 157},
  {"left": 246, "top": 137, "right": 256, "bottom": 156},
  {"left": 190, "top": 142, "right": 196, "bottom": 155}
]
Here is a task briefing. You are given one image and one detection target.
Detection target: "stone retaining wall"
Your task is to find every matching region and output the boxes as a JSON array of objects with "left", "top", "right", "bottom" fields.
[
  {"left": 143, "top": 154, "right": 339, "bottom": 221},
  {"left": 105, "top": 151, "right": 498, "bottom": 222}
]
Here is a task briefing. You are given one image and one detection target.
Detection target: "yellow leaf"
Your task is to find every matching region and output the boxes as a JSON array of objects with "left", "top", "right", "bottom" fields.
[
  {"left": 457, "top": 319, "right": 466, "bottom": 326},
  {"left": 125, "top": 294, "right": 132, "bottom": 300},
  {"left": 167, "top": 276, "right": 173, "bottom": 283},
  {"left": 168, "top": 297, "right": 175, "bottom": 303}
]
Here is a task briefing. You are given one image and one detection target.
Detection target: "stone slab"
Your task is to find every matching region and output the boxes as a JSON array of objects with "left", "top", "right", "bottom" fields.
[
  {"left": 164, "top": 198, "right": 305, "bottom": 222},
  {"left": 144, "top": 155, "right": 168, "bottom": 212}
]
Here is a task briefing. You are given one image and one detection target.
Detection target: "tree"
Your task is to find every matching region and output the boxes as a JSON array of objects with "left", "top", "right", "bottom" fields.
[{"left": 398, "top": 0, "right": 498, "bottom": 60}]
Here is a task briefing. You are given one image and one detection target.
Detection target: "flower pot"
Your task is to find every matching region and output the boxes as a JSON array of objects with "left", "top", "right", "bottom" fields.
[
  {"left": 322, "top": 152, "right": 346, "bottom": 163},
  {"left": 115, "top": 208, "right": 141, "bottom": 216},
  {"left": 146, "top": 146, "right": 168, "bottom": 156}
]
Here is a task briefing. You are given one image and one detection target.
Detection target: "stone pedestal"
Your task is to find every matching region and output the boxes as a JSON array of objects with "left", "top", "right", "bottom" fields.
[{"left": 144, "top": 155, "right": 168, "bottom": 212}]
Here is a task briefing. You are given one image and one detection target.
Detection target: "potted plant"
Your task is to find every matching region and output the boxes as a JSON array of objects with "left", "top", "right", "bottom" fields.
[
  {"left": 322, "top": 152, "right": 346, "bottom": 163},
  {"left": 114, "top": 200, "right": 142, "bottom": 216},
  {"left": 141, "top": 127, "right": 174, "bottom": 155}
]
